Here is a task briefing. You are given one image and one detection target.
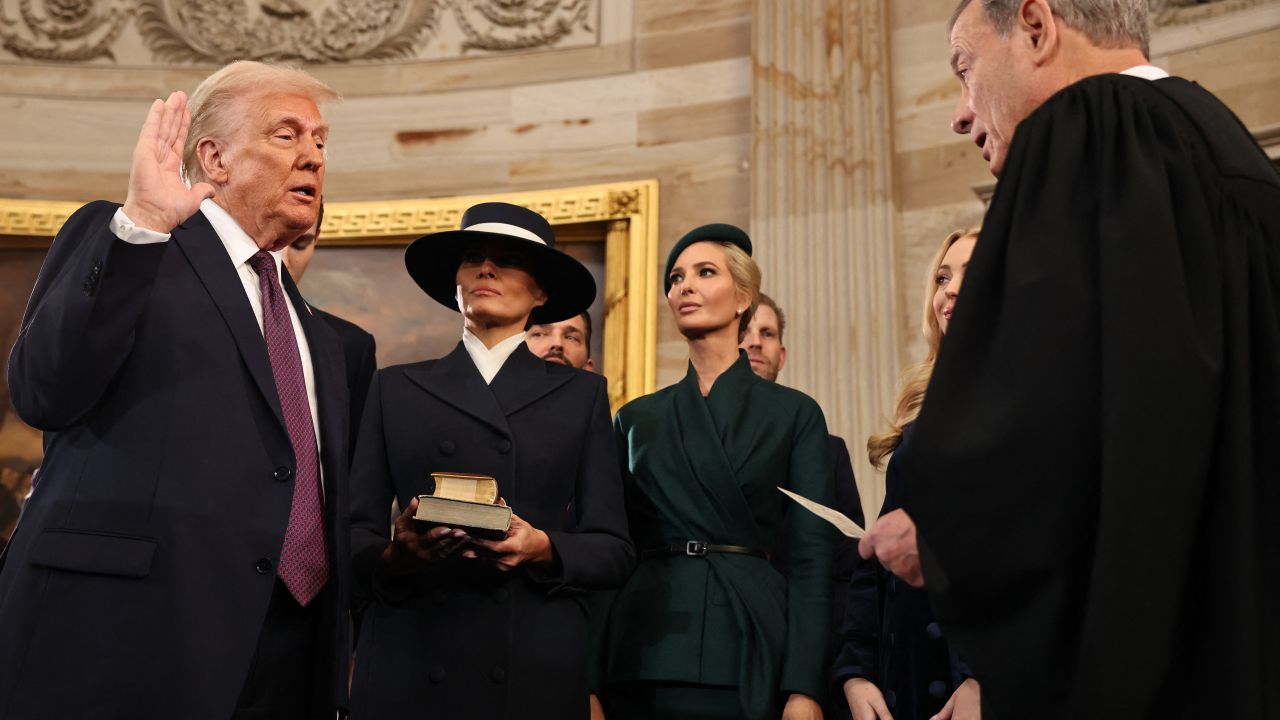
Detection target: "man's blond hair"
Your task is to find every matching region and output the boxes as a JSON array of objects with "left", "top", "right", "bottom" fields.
[{"left": 182, "top": 61, "right": 339, "bottom": 186}]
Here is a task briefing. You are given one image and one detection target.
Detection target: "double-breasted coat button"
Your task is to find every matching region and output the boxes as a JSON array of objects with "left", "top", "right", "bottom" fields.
[
  {"left": 432, "top": 589, "right": 447, "bottom": 606},
  {"left": 428, "top": 667, "right": 446, "bottom": 683},
  {"left": 928, "top": 680, "right": 948, "bottom": 699},
  {"left": 273, "top": 467, "right": 293, "bottom": 482},
  {"left": 497, "top": 439, "right": 512, "bottom": 454},
  {"left": 83, "top": 262, "right": 103, "bottom": 295},
  {"left": 438, "top": 441, "right": 456, "bottom": 456},
  {"left": 492, "top": 588, "right": 509, "bottom": 603},
  {"left": 885, "top": 690, "right": 897, "bottom": 709},
  {"left": 255, "top": 558, "right": 272, "bottom": 574},
  {"left": 490, "top": 666, "right": 506, "bottom": 684},
  {"left": 925, "top": 621, "right": 943, "bottom": 640}
]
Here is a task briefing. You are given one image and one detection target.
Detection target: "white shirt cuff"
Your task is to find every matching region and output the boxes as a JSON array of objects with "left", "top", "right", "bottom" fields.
[{"left": 110, "top": 207, "right": 171, "bottom": 245}]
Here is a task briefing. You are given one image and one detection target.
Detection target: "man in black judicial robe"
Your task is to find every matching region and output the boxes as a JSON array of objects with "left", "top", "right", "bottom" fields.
[{"left": 859, "top": 1, "right": 1280, "bottom": 718}]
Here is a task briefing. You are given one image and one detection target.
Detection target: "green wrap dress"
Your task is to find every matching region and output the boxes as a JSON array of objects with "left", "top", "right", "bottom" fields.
[{"left": 592, "top": 352, "right": 835, "bottom": 719}]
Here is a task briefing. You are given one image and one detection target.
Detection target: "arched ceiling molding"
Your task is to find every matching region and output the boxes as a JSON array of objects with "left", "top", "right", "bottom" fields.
[{"left": 0, "top": 0, "right": 632, "bottom": 98}]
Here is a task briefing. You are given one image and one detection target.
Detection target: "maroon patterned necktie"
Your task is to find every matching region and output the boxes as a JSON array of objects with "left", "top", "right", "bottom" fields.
[{"left": 247, "top": 250, "right": 329, "bottom": 606}]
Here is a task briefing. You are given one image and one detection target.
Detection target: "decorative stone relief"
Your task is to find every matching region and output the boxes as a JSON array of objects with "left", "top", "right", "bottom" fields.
[
  {"left": 0, "top": 0, "right": 130, "bottom": 61},
  {"left": 0, "top": 0, "right": 597, "bottom": 64},
  {"left": 454, "top": 0, "right": 591, "bottom": 52}
]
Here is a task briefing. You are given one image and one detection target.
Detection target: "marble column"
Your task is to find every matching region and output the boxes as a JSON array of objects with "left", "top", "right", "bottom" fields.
[{"left": 751, "top": 0, "right": 899, "bottom": 520}]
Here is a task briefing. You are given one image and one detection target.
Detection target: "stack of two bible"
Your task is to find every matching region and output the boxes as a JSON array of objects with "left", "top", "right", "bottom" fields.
[{"left": 414, "top": 472, "right": 511, "bottom": 540}]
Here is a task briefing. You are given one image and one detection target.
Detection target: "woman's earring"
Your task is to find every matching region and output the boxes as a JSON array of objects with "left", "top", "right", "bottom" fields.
[{"left": 735, "top": 308, "right": 743, "bottom": 317}]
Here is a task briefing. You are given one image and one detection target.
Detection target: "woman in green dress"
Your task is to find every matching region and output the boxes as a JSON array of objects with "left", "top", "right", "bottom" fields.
[{"left": 592, "top": 224, "right": 836, "bottom": 720}]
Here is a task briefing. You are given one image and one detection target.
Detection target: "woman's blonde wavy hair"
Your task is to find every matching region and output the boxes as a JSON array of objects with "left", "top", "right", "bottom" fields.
[{"left": 867, "top": 226, "right": 981, "bottom": 469}]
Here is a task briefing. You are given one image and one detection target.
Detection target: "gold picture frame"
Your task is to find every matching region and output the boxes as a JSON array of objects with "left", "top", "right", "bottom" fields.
[{"left": 0, "top": 178, "right": 660, "bottom": 412}]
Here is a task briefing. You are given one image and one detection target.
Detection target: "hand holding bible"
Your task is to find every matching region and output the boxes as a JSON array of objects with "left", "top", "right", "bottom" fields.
[
  {"left": 382, "top": 497, "right": 476, "bottom": 575},
  {"left": 470, "top": 501, "right": 553, "bottom": 572}
]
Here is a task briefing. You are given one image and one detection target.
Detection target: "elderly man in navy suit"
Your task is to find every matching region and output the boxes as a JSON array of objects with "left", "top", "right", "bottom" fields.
[{"left": 0, "top": 61, "right": 351, "bottom": 720}]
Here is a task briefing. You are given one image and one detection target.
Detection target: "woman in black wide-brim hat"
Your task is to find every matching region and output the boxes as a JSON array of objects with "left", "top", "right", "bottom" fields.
[
  {"left": 347, "top": 202, "right": 634, "bottom": 720},
  {"left": 589, "top": 224, "right": 835, "bottom": 720}
]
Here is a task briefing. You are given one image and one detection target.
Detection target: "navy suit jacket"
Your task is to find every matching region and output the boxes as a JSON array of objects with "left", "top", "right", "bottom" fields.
[
  {"left": 312, "top": 306, "right": 376, "bottom": 459},
  {"left": 0, "top": 201, "right": 351, "bottom": 719}
]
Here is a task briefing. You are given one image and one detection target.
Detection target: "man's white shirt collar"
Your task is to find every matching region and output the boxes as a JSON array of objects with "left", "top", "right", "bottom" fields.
[
  {"left": 462, "top": 328, "right": 527, "bottom": 385},
  {"left": 1120, "top": 64, "right": 1170, "bottom": 81},
  {"left": 200, "top": 198, "right": 285, "bottom": 275}
]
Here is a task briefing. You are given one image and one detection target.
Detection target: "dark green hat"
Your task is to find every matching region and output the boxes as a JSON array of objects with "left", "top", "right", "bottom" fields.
[{"left": 663, "top": 223, "right": 753, "bottom": 293}]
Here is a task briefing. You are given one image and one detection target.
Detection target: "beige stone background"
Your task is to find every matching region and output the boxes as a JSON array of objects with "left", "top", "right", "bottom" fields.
[{"left": 1, "top": 0, "right": 1278, "bottom": 520}]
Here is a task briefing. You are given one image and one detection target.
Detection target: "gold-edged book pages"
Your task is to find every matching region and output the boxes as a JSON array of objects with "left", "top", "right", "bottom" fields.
[
  {"left": 428, "top": 472, "right": 499, "bottom": 504},
  {"left": 413, "top": 496, "right": 512, "bottom": 540}
]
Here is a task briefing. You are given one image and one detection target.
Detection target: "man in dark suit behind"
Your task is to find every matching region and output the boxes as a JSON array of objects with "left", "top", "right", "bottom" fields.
[
  {"left": 0, "top": 61, "right": 351, "bottom": 720},
  {"left": 742, "top": 293, "right": 865, "bottom": 531},
  {"left": 284, "top": 200, "right": 378, "bottom": 459},
  {"left": 741, "top": 292, "right": 864, "bottom": 716}
]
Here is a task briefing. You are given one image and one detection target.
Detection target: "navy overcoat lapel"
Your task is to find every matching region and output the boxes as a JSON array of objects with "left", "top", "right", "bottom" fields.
[
  {"left": 489, "top": 345, "right": 575, "bottom": 417},
  {"left": 404, "top": 342, "right": 512, "bottom": 438}
]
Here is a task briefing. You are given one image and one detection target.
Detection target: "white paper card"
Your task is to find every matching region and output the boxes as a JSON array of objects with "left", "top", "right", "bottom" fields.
[{"left": 778, "top": 486, "right": 866, "bottom": 539}]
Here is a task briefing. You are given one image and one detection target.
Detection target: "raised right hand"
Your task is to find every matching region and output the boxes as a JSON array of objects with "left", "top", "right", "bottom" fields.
[
  {"left": 380, "top": 497, "right": 477, "bottom": 575},
  {"left": 844, "top": 677, "right": 894, "bottom": 720},
  {"left": 122, "top": 91, "right": 216, "bottom": 233}
]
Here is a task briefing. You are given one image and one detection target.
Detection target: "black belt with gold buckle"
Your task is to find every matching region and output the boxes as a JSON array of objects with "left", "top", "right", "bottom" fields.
[{"left": 640, "top": 540, "right": 767, "bottom": 561}]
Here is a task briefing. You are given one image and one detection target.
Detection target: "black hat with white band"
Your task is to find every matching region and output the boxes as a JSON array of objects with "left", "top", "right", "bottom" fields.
[{"left": 405, "top": 201, "right": 596, "bottom": 325}]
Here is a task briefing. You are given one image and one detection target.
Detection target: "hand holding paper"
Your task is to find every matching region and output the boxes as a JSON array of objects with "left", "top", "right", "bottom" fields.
[
  {"left": 859, "top": 509, "right": 924, "bottom": 588},
  {"left": 777, "top": 487, "right": 925, "bottom": 587}
]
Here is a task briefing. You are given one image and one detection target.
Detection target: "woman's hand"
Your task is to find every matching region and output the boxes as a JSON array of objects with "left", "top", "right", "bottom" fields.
[
  {"left": 843, "top": 678, "right": 893, "bottom": 720},
  {"left": 931, "top": 678, "right": 980, "bottom": 720},
  {"left": 781, "top": 693, "right": 823, "bottom": 720},
  {"left": 469, "top": 502, "right": 553, "bottom": 571},
  {"left": 589, "top": 693, "right": 606, "bottom": 720},
  {"left": 380, "top": 497, "right": 476, "bottom": 575}
]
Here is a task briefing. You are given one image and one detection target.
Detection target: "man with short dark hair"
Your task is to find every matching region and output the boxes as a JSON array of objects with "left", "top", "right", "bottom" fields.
[
  {"left": 860, "top": 1, "right": 1280, "bottom": 716},
  {"left": 741, "top": 293, "right": 786, "bottom": 382},
  {"left": 742, "top": 293, "right": 865, "bottom": 717},
  {"left": 284, "top": 201, "right": 377, "bottom": 461},
  {"left": 526, "top": 311, "right": 594, "bottom": 371}
]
